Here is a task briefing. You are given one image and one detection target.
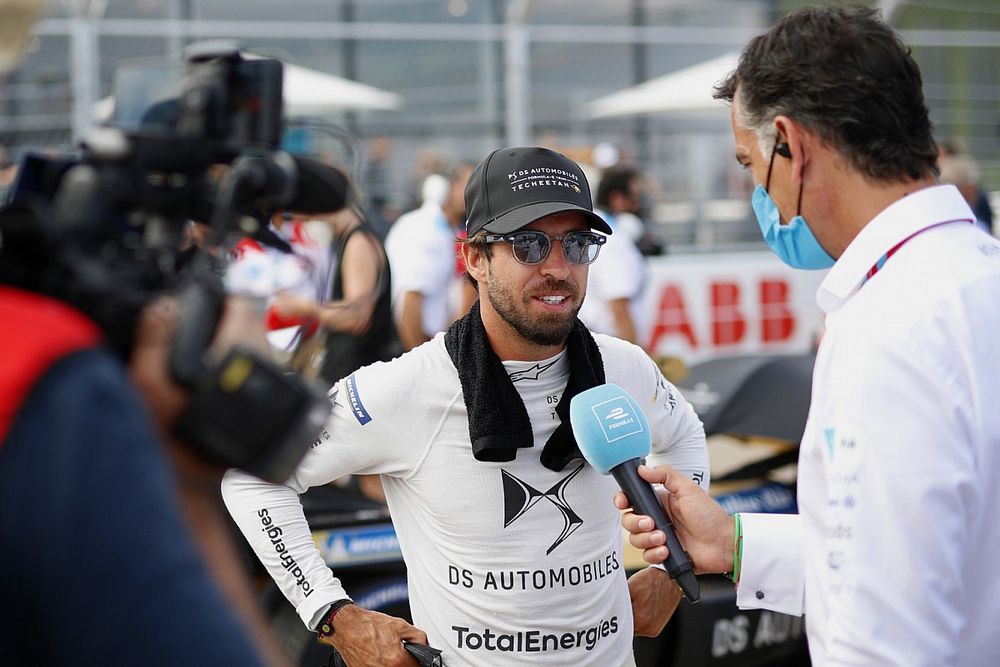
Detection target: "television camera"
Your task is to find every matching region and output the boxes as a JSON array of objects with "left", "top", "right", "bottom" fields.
[{"left": 0, "top": 44, "right": 349, "bottom": 483}]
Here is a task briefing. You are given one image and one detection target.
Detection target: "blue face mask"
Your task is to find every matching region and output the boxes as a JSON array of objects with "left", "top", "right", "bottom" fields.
[{"left": 751, "top": 144, "right": 835, "bottom": 270}]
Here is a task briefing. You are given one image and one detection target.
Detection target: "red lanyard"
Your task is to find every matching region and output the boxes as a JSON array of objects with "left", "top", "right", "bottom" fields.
[{"left": 860, "top": 219, "right": 972, "bottom": 286}]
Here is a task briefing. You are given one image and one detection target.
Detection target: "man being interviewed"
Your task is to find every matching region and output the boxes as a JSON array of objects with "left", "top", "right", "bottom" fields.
[{"left": 223, "top": 146, "right": 709, "bottom": 667}]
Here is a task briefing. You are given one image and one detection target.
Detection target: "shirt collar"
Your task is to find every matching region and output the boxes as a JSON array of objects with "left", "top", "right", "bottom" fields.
[{"left": 816, "top": 184, "right": 975, "bottom": 313}]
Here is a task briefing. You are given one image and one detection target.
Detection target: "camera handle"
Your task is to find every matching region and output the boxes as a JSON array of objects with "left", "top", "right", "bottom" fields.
[
  {"left": 167, "top": 256, "right": 330, "bottom": 482},
  {"left": 168, "top": 257, "right": 225, "bottom": 388}
]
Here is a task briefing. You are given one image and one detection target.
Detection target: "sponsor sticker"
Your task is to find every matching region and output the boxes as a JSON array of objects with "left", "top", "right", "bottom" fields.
[
  {"left": 315, "top": 523, "right": 402, "bottom": 566},
  {"left": 346, "top": 373, "right": 372, "bottom": 425},
  {"left": 452, "top": 616, "right": 620, "bottom": 654}
]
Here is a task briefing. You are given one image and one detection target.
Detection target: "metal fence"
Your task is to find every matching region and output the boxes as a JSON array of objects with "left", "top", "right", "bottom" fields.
[{"left": 2, "top": 0, "right": 998, "bottom": 248}]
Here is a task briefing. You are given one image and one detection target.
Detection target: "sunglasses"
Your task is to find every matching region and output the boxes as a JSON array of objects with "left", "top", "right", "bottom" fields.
[{"left": 481, "top": 230, "right": 607, "bottom": 265}]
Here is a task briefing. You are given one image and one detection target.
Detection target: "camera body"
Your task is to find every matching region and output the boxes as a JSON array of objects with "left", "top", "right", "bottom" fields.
[
  {"left": 0, "top": 45, "right": 336, "bottom": 483},
  {"left": 109, "top": 44, "right": 284, "bottom": 170}
]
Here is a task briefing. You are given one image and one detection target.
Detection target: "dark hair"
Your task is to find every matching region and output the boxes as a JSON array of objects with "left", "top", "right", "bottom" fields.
[
  {"left": 458, "top": 231, "right": 492, "bottom": 290},
  {"left": 714, "top": 5, "right": 938, "bottom": 182},
  {"left": 596, "top": 166, "right": 639, "bottom": 210}
]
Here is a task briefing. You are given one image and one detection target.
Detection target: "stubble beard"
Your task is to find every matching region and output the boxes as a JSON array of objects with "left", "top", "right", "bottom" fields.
[{"left": 486, "top": 271, "right": 582, "bottom": 346}]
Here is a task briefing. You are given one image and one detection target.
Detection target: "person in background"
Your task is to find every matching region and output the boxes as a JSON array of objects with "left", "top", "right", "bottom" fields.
[
  {"left": 227, "top": 211, "right": 332, "bottom": 354},
  {"left": 938, "top": 138, "right": 994, "bottom": 233},
  {"left": 270, "top": 205, "right": 399, "bottom": 389},
  {"left": 578, "top": 166, "right": 647, "bottom": 346},
  {"left": 232, "top": 198, "right": 399, "bottom": 504},
  {"left": 223, "top": 146, "right": 709, "bottom": 667},
  {"left": 403, "top": 148, "right": 449, "bottom": 212},
  {"left": 362, "top": 135, "right": 396, "bottom": 239},
  {"left": 938, "top": 152, "right": 994, "bottom": 235},
  {"left": 619, "top": 7, "right": 1000, "bottom": 667},
  {"left": 385, "top": 163, "right": 474, "bottom": 351},
  {"left": 270, "top": 205, "right": 401, "bottom": 506}
]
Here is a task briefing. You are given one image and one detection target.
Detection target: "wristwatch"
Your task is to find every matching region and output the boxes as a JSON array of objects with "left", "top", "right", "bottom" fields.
[{"left": 316, "top": 599, "right": 355, "bottom": 639}]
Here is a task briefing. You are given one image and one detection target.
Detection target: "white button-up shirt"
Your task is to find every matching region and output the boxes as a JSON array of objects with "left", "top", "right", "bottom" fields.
[
  {"left": 385, "top": 202, "right": 458, "bottom": 336},
  {"left": 737, "top": 185, "right": 1000, "bottom": 666},
  {"left": 578, "top": 210, "right": 647, "bottom": 338}
]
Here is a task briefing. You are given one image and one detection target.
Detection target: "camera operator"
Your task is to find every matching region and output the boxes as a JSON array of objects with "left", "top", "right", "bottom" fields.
[
  {"left": 0, "top": 15, "right": 323, "bottom": 665},
  {"left": 0, "top": 221, "right": 284, "bottom": 666}
]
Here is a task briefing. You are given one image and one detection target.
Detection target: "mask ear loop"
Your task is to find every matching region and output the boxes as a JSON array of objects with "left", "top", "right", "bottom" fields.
[
  {"left": 796, "top": 169, "right": 805, "bottom": 218},
  {"left": 776, "top": 143, "right": 805, "bottom": 218},
  {"left": 769, "top": 141, "right": 803, "bottom": 216},
  {"left": 764, "top": 142, "right": 779, "bottom": 191}
]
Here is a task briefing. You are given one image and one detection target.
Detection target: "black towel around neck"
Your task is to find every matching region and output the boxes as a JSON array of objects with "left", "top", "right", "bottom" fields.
[{"left": 444, "top": 301, "right": 605, "bottom": 471}]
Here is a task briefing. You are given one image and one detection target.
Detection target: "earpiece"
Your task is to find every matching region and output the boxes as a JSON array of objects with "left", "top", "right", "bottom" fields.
[{"left": 775, "top": 143, "right": 792, "bottom": 158}]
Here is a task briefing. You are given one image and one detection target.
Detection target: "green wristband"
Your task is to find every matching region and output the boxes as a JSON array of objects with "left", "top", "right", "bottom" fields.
[{"left": 730, "top": 513, "right": 744, "bottom": 585}]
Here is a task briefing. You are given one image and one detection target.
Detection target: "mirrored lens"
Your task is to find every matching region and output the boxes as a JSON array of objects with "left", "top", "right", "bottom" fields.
[
  {"left": 510, "top": 232, "right": 550, "bottom": 264},
  {"left": 504, "top": 231, "right": 602, "bottom": 265},
  {"left": 562, "top": 231, "right": 600, "bottom": 264}
]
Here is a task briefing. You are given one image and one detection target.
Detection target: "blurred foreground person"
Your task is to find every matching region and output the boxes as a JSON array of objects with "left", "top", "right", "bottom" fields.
[
  {"left": 0, "top": 8, "right": 288, "bottom": 663},
  {"left": 224, "top": 146, "right": 709, "bottom": 666},
  {"left": 0, "top": 227, "right": 278, "bottom": 666},
  {"left": 618, "top": 7, "right": 1000, "bottom": 667}
]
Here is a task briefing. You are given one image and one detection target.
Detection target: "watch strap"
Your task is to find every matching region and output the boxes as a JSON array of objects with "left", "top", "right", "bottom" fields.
[{"left": 316, "top": 598, "right": 355, "bottom": 638}]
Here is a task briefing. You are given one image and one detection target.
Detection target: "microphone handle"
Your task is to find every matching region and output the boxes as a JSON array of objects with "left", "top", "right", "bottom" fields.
[{"left": 612, "top": 458, "right": 700, "bottom": 603}]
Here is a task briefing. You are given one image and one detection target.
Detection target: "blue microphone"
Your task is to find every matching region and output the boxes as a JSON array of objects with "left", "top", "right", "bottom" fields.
[{"left": 570, "top": 383, "right": 700, "bottom": 602}]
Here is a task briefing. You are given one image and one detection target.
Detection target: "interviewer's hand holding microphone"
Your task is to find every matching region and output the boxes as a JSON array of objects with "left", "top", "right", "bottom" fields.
[
  {"left": 571, "top": 384, "right": 736, "bottom": 634},
  {"left": 614, "top": 465, "right": 735, "bottom": 575}
]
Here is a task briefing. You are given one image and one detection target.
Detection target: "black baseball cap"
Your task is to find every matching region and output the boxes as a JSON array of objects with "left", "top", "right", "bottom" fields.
[{"left": 464, "top": 146, "right": 612, "bottom": 236}]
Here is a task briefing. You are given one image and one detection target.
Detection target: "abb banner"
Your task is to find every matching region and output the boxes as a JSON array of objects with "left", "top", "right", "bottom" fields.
[{"left": 636, "top": 251, "right": 827, "bottom": 365}]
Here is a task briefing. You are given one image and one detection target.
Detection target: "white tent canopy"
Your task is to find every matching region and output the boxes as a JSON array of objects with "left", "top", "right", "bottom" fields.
[
  {"left": 585, "top": 52, "right": 738, "bottom": 120},
  {"left": 281, "top": 62, "right": 403, "bottom": 115},
  {"left": 94, "top": 59, "right": 402, "bottom": 123}
]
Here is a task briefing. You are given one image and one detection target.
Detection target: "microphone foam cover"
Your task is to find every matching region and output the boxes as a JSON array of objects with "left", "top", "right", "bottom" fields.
[{"left": 570, "top": 383, "right": 651, "bottom": 474}]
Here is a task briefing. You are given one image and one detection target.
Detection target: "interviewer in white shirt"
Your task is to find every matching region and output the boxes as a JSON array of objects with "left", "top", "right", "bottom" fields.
[{"left": 617, "top": 6, "right": 1000, "bottom": 667}]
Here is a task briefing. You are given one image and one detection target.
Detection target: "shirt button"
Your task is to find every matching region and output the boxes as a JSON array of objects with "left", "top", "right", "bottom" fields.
[{"left": 756, "top": 590, "right": 765, "bottom": 600}]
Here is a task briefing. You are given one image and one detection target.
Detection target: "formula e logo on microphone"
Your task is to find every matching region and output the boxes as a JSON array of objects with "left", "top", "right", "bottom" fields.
[
  {"left": 605, "top": 407, "right": 628, "bottom": 421},
  {"left": 595, "top": 396, "right": 644, "bottom": 442},
  {"left": 502, "top": 463, "right": 585, "bottom": 555}
]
